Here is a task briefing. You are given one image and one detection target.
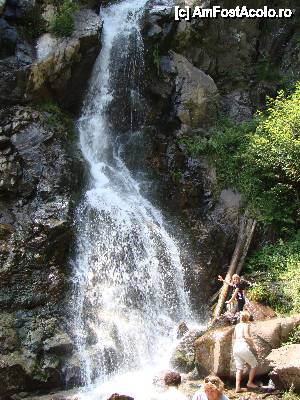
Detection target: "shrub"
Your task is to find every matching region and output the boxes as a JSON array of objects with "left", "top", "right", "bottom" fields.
[
  {"left": 245, "top": 232, "right": 300, "bottom": 314},
  {"left": 50, "top": 0, "right": 78, "bottom": 37},
  {"left": 282, "top": 385, "right": 300, "bottom": 400},
  {"left": 38, "top": 100, "right": 75, "bottom": 140},
  {"left": 180, "top": 83, "right": 300, "bottom": 234},
  {"left": 282, "top": 325, "right": 300, "bottom": 346}
]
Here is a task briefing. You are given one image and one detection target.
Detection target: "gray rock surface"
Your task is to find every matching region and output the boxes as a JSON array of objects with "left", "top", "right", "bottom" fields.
[
  {"left": 0, "top": 105, "right": 83, "bottom": 397},
  {"left": 26, "top": 9, "right": 102, "bottom": 111},
  {"left": 267, "top": 344, "right": 300, "bottom": 390},
  {"left": 194, "top": 314, "right": 300, "bottom": 379},
  {"left": 170, "top": 51, "right": 219, "bottom": 130},
  {"left": 0, "top": 8, "right": 102, "bottom": 111},
  {"left": 170, "top": 329, "right": 204, "bottom": 373}
]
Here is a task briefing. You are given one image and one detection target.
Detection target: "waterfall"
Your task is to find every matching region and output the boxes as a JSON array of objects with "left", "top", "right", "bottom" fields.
[{"left": 71, "top": 1, "right": 194, "bottom": 398}]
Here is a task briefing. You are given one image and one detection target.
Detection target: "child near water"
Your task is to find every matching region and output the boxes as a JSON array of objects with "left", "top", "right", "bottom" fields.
[{"left": 217, "top": 274, "right": 246, "bottom": 312}]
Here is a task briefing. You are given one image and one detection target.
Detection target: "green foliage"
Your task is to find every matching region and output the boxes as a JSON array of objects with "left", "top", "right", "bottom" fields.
[
  {"left": 38, "top": 100, "right": 75, "bottom": 140},
  {"left": 181, "top": 84, "right": 300, "bottom": 233},
  {"left": 153, "top": 44, "right": 160, "bottom": 76},
  {"left": 179, "top": 135, "right": 210, "bottom": 156},
  {"left": 256, "top": 58, "right": 281, "bottom": 81},
  {"left": 246, "top": 232, "right": 300, "bottom": 314},
  {"left": 50, "top": 0, "right": 78, "bottom": 37},
  {"left": 172, "top": 27, "right": 201, "bottom": 54},
  {"left": 282, "top": 324, "right": 300, "bottom": 346},
  {"left": 282, "top": 385, "right": 300, "bottom": 400},
  {"left": 170, "top": 169, "right": 182, "bottom": 182},
  {"left": 247, "top": 281, "right": 277, "bottom": 304},
  {"left": 172, "top": 30, "right": 192, "bottom": 54}
]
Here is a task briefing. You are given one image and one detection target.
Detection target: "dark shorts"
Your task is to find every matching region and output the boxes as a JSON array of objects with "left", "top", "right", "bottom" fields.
[{"left": 237, "top": 298, "right": 245, "bottom": 311}]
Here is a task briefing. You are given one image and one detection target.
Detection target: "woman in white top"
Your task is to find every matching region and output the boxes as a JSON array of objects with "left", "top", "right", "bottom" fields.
[
  {"left": 192, "top": 375, "right": 229, "bottom": 400},
  {"left": 233, "top": 311, "right": 258, "bottom": 392},
  {"left": 160, "top": 371, "right": 187, "bottom": 400}
]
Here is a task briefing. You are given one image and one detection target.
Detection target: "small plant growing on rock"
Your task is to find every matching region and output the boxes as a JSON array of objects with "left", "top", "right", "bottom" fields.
[
  {"left": 152, "top": 44, "right": 160, "bottom": 76},
  {"left": 282, "top": 325, "right": 300, "bottom": 346},
  {"left": 282, "top": 385, "right": 300, "bottom": 400},
  {"left": 50, "top": 0, "right": 78, "bottom": 37},
  {"left": 38, "top": 100, "right": 75, "bottom": 141}
]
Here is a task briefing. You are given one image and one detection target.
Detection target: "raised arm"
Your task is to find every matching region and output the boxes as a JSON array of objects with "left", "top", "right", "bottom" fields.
[{"left": 218, "top": 275, "right": 233, "bottom": 286}]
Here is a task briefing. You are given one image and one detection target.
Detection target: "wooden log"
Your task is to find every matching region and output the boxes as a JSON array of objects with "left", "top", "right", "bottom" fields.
[{"left": 213, "top": 213, "right": 256, "bottom": 318}]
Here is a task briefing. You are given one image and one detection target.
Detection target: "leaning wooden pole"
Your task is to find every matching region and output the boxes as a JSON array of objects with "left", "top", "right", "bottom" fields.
[
  {"left": 213, "top": 214, "right": 256, "bottom": 318},
  {"left": 213, "top": 216, "right": 246, "bottom": 318},
  {"left": 236, "top": 219, "right": 257, "bottom": 276}
]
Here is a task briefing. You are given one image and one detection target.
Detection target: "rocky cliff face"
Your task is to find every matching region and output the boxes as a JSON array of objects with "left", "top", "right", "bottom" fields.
[
  {"left": 0, "top": 105, "right": 81, "bottom": 398},
  {"left": 0, "top": 0, "right": 300, "bottom": 397},
  {"left": 0, "top": 1, "right": 102, "bottom": 112},
  {"left": 140, "top": 0, "right": 300, "bottom": 308},
  {"left": 0, "top": 1, "right": 101, "bottom": 398}
]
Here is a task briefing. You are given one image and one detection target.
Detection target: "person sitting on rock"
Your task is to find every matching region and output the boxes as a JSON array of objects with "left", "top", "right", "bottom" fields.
[
  {"left": 233, "top": 311, "right": 258, "bottom": 393},
  {"left": 192, "top": 375, "right": 229, "bottom": 400},
  {"left": 160, "top": 371, "right": 187, "bottom": 400},
  {"left": 218, "top": 274, "right": 246, "bottom": 312}
]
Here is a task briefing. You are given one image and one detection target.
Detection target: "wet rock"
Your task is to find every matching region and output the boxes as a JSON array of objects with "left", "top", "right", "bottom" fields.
[
  {"left": 267, "top": 344, "right": 300, "bottom": 390},
  {"left": 24, "top": 9, "right": 102, "bottom": 111},
  {"left": 170, "top": 329, "right": 204, "bottom": 373},
  {"left": 107, "top": 395, "right": 134, "bottom": 400},
  {"left": 177, "top": 321, "right": 189, "bottom": 339},
  {"left": 43, "top": 332, "right": 74, "bottom": 355},
  {"left": 0, "top": 104, "right": 83, "bottom": 397},
  {"left": 0, "top": 352, "right": 34, "bottom": 396},
  {"left": 209, "top": 314, "right": 237, "bottom": 330},
  {"left": 0, "top": 313, "right": 19, "bottom": 354},
  {"left": 0, "top": 136, "right": 10, "bottom": 150},
  {"left": 195, "top": 325, "right": 234, "bottom": 378},
  {"left": 195, "top": 314, "right": 300, "bottom": 379}
]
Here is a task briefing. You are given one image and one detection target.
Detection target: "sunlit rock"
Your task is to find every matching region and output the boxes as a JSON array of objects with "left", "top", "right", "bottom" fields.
[
  {"left": 267, "top": 344, "right": 300, "bottom": 390},
  {"left": 170, "top": 51, "right": 219, "bottom": 130},
  {"left": 0, "top": 9, "right": 102, "bottom": 111},
  {"left": 195, "top": 314, "right": 300, "bottom": 378}
]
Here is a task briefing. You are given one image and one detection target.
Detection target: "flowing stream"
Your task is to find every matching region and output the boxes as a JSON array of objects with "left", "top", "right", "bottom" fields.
[{"left": 71, "top": 1, "right": 196, "bottom": 398}]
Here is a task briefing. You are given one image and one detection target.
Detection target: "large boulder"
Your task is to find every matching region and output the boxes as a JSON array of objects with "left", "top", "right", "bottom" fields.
[
  {"left": 267, "top": 344, "right": 300, "bottom": 390},
  {"left": 195, "top": 325, "right": 234, "bottom": 378},
  {"left": 195, "top": 314, "right": 300, "bottom": 379},
  {"left": 170, "top": 51, "right": 219, "bottom": 131},
  {"left": 170, "top": 329, "right": 204, "bottom": 373},
  {"left": 245, "top": 301, "right": 276, "bottom": 321}
]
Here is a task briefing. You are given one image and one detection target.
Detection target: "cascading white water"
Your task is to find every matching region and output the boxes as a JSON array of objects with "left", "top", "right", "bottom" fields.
[{"left": 72, "top": 1, "right": 195, "bottom": 398}]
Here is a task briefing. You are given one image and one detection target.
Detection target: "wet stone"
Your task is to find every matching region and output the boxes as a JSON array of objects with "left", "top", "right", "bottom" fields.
[{"left": 0, "top": 136, "right": 10, "bottom": 149}]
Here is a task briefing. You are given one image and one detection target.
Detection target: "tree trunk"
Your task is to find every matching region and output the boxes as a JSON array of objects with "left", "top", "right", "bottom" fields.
[{"left": 213, "top": 214, "right": 256, "bottom": 318}]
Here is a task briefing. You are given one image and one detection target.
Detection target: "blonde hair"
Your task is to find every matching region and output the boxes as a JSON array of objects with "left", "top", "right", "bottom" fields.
[
  {"left": 231, "top": 274, "right": 240, "bottom": 282},
  {"left": 240, "top": 311, "right": 250, "bottom": 323}
]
